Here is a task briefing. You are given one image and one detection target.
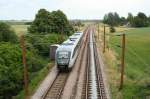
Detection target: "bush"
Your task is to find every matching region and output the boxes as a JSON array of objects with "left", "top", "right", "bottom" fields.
[
  {"left": 110, "top": 26, "right": 116, "bottom": 33},
  {"left": 0, "top": 42, "right": 46, "bottom": 98},
  {"left": 0, "top": 43, "right": 23, "bottom": 98},
  {"left": 25, "top": 33, "right": 67, "bottom": 57},
  {"left": 0, "top": 22, "right": 18, "bottom": 43}
]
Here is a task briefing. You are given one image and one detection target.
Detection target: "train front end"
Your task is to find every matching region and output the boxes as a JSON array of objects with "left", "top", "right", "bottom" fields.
[{"left": 56, "top": 50, "right": 71, "bottom": 70}]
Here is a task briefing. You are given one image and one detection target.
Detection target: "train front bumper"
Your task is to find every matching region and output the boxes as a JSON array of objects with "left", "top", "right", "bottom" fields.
[{"left": 57, "top": 59, "right": 69, "bottom": 68}]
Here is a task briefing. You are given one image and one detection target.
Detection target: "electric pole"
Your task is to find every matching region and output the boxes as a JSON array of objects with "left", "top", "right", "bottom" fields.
[
  {"left": 20, "top": 35, "right": 29, "bottom": 99},
  {"left": 61, "top": 25, "right": 64, "bottom": 42},
  {"left": 120, "top": 34, "right": 126, "bottom": 90},
  {"left": 103, "top": 25, "right": 106, "bottom": 53},
  {"left": 98, "top": 23, "right": 99, "bottom": 40}
]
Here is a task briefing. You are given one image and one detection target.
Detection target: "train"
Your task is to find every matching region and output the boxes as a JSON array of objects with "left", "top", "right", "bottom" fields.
[{"left": 55, "top": 32, "right": 83, "bottom": 71}]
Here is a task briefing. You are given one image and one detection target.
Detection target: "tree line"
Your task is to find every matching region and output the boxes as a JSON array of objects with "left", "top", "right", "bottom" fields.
[{"left": 103, "top": 12, "right": 150, "bottom": 27}]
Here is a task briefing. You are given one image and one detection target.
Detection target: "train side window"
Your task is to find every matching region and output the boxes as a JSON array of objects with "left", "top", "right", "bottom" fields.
[
  {"left": 72, "top": 36, "right": 82, "bottom": 58},
  {"left": 72, "top": 45, "right": 78, "bottom": 58}
]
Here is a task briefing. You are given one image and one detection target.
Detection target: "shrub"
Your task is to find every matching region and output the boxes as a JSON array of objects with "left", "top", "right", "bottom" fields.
[
  {"left": 0, "top": 42, "right": 46, "bottom": 98},
  {"left": 110, "top": 26, "right": 116, "bottom": 33},
  {"left": 25, "top": 33, "right": 67, "bottom": 57},
  {"left": 0, "top": 22, "right": 18, "bottom": 43}
]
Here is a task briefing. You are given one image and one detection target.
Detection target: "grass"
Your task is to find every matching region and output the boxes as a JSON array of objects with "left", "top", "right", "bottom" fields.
[
  {"left": 16, "top": 62, "right": 54, "bottom": 99},
  {"left": 109, "top": 27, "right": 150, "bottom": 98},
  {"left": 11, "top": 25, "right": 29, "bottom": 36}
]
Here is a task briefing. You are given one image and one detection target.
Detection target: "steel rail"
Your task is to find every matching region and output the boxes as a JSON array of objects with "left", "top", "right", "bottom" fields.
[
  {"left": 42, "top": 73, "right": 68, "bottom": 99},
  {"left": 92, "top": 28, "right": 107, "bottom": 99},
  {"left": 42, "top": 27, "right": 90, "bottom": 99},
  {"left": 82, "top": 27, "right": 107, "bottom": 99}
]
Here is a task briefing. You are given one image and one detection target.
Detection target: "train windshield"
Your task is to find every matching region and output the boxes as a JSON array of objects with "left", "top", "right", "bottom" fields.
[{"left": 58, "top": 51, "right": 70, "bottom": 59}]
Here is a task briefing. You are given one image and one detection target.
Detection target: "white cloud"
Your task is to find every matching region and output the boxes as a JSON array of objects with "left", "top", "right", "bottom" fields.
[{"left": 0, "top": 0, "right": 149, "bottom": 20}]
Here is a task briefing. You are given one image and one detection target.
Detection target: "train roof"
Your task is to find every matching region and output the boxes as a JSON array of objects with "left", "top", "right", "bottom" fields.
[
  {"left": 74, "top": 32, "right": 83, "bottom": 36},
  {"left": 69, "top": 32, "right": 82, "bottom": 41},
  {"left": 57, "top": 42, "right": 74, "bottom": 51},
  {"left": 62, "top": 39, "right": 75, "bottom": 45},
  {"left": 56, "top": 32, "right": 83, "bottom": 52}
]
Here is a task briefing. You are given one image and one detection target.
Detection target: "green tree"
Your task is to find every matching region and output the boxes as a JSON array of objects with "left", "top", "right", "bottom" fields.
[
  {"left": 103, "top": 12, "right": 115, "bottom": 26},
  {"left": 103, "top": 12, "right": 121, "bottom": 26},
  {"left": 51, "top": 10, "right": 68, "bottom": 34},
  {"left": 0, "top": 43, "right": 23, "bottom": 99},
  {"left": 127, "top": 13, "right": 134, "bottom": 25},
  {"left": 28, "top": 9, "right": 50, "bottom": 34},
  {"left": 120, "top": 17, "right": 127, "bottom": 26},
  {"left": 0, "top": 22, "right": 18, "bottom": 43},
  {"left": 50, "top": 10, "right": 74, "bottom": 35},
  {"left": 132, "top": 12, "right": 149, "bottom": 27},
  {"left": 0, "top": 42, "right": 46, "bottom": 98},
  {"left": 28, "top": 9, "right": 74, "bottom": 35},
  {"left": 148, "top": 16, "right": 150, "bottom": 25},
  {"left": 127, "top": 12, "right": 149, "bottom": 27},
  {"left": 114, "top": 12, "right": 121, "bottom": 25}
]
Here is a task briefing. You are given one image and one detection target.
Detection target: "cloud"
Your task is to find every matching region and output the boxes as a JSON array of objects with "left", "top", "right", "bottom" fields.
[{"left": 0, "top": 0, "right": 149, "bottom": 20}]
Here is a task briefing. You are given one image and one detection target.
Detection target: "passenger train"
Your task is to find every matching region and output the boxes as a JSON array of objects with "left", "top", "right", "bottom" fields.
[{"left": 55, "top": 32, "right": 83, "bottom": 71}]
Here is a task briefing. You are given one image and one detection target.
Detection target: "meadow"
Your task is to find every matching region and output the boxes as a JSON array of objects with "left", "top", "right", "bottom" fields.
[
  {"left": 109, "top": 27, "right": 150, "bottom": 98},
  {"left": 11, "top": 24, "right": 29, "bottom": 36}
]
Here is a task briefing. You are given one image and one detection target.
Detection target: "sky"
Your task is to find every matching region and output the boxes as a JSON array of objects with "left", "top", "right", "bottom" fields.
[{"left": 0, "top": 0, "right": 150, "bottom": 20}]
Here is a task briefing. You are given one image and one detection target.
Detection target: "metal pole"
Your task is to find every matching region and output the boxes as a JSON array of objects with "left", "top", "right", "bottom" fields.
[
  {"left": 103, "top": 25, "right": 106, "bottom": 53},
  {"left": 120, "top": 34, "right": 126, "bottom": 90},
  {"left": 98, "top": 23, "right": 99, "bottom": 40},
  {"left": 79, "top": 26, "right": 80, "bottom": 31},
  {"left": 20, "top": 35, "right": 29, "bottom": 99},
  {"left": 60, "top": 25, "right": 64, "bottom": 43}
]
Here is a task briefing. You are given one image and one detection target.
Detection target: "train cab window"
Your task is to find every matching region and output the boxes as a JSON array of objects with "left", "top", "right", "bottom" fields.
[{"left": 58, "top": 52, "right": 69, "bottom": 59}]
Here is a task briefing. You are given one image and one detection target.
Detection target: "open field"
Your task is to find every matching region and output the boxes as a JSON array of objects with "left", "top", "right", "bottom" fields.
[
  {"left": 11, "top": 25, "right": 29, "bottom": 36},
  {"left": 105, "top": 27, "right": 150, "bottom": 98}
]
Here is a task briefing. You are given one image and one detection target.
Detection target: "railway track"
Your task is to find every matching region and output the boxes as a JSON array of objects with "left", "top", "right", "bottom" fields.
[
  {"left": 41, "top": 27, "right": 107, "bottom": 99},
  {"left": 42, "top": 73, "right": 68, "bottom": 99},
  {"left": 42, "top": 27, "right": 90, "bottom": 99},
  {"left": 82, "top": 27, "right": 107, "bottom": 99},
  {"left": 93, "top": 29, "right": 107, "bottom": 99}
]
